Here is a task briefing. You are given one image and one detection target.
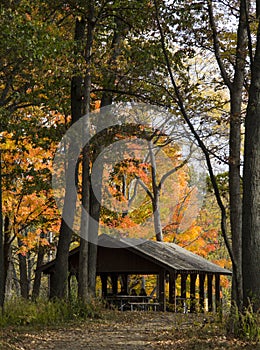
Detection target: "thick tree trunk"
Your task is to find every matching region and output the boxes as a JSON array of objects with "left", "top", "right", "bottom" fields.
[
  {"left": 78, "top": 4, "right": 94, "bottom": 302},
  {"left": 84, "top": 17, "right": 128, "bottom": 297},
  {"left": 87, "top": 95, "right": 113, "bottom": 296},
  {"left": 77, "top": 139, "right": 90, "bottom": 300},
  {"left": 88, "top": 149, "right": 103, "bottom": 297},
  {"left": 78, "top": 147, "right": 90, "bottom": 300},
  {"left": 50, "top": 18, "right": 86, "bottom": 299},
  {"left": 228, "top": 0, "right": 248, "bottom": 311},
  {"left": 207, "top": 0, "right": 248, "bottom": 311},
  {"left": 229, "top": 90, "right": 243, "bottom": 309},
  {"left": 242, "top": 17, "right": 260, "bottom": 311}
]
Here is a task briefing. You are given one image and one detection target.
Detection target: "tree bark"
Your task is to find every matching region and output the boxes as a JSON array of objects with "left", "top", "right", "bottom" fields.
[
  {"left": 18, "top": 238, "right": 29, "bottom": 299},
  {"left": 4, "top": 256, "right": 13, "bottom": 300},
  {"left": 78, "top": 4, "right": 94, "bottom": 301},
  {"left": 228, "top": 0, "right": 248, "bottom": 311},
  {"left": 3, "top": 216, "right": 11, "bottom": 288},
  {"left": 207, "top": 0, "right": 248, "bottom": 310},
  {"left": 32, "top": 244, "right": 45, "bottom": 301},
  {"left": 0, "top": 151, "right": 4, "bottom": 310},
  {"left": 242, "top": 16, "right": 260, "bottom": 311},
  {"left": 148, "top": 141, "right": 163, "bottom": 241},
  {"left": 50, "top": 18, "right": 86, "bottom": 299},
  {"left": 87, "top": 17, "right": 129, "bottom": 296}
]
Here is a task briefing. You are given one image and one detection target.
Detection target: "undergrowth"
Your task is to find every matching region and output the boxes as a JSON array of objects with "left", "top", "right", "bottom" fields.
[
  {"left": 227, "top": 302, "right": 260, "bottom": 342},
  {"left": 1, "top": 297, "right": 259, "bottom": 345},
  {"left": 0, "top": 297, "right": 104, "bottom": 327}
]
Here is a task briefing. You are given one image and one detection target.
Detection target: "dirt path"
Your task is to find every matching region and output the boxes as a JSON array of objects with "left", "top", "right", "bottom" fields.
[{"left": 1, "top": 312, "right": 259, "bottom": 350}]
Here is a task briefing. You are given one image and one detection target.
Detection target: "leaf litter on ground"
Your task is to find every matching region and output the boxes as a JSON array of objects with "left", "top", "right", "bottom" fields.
[{"left": 0, "top": 311, "right": 259, "bottom": 350}]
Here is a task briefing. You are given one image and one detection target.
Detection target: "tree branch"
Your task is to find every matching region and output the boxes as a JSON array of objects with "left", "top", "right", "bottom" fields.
[
  {"left": 158, "top": 155, "right": 190, "bottom": 191},
  {"left": 128, "top": 178, "right": 139, "bottom": 206},
  {"left": 135, "top": 177, "right": 154, "bottom": 200},
  {"left": 243, "top": 0, "right": 253, "bottom": 67},
  {"left": 207, "top": 0, "right": 233, "bottom": 90},
  {"left": 154, "top": 0, "right": 235, "bottom": 266}
]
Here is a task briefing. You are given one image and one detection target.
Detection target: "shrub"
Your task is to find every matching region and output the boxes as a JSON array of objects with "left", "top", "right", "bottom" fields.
[{"left": 228, "top": 302, "right": 260, "bottom": 342}]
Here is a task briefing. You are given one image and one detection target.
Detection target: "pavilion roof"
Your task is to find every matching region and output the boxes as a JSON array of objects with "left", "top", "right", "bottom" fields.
[
  {"left": 38, "top": 234, "right": 232, "bottom": 276},
  {"left": 98, "top": 234, "right": 232, "bottom": 275}
]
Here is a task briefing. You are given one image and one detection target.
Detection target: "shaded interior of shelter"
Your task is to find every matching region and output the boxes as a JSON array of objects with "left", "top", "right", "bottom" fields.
[{"left": 39, "top": 234, "right": 232, "bottom": 312}]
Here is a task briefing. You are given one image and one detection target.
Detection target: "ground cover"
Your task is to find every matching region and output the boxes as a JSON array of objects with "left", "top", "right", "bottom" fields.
[{"left": 1, "top": 311, "right": 259, "bottom": 350}]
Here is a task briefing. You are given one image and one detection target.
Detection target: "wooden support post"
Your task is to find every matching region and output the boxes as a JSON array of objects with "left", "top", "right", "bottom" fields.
[
  {"left": 215, "top": 274, "right": 221, "bottom": 311},
  {"left": 190, "top": 274, "right": 197, "bottom": 313},
  {"left": 111, "top": 274, "right": 118, "bottom": 295},
  {"left": 156, "top": 275, "right": 159, "bottom": 299},
  {"left": 169, "top": 272, "right": 176, "bottom": 306},
  {"left": 181, "top": 274, "right": 187, "bottom": 312},
  {"left": 207, "top": 274, "right": 213, "bottom": 312},
  {"left": 175, "top": 274, "right": 179, "bottom": 312},
  {"left": 100, "top": 273, "right": 108, "bottom": 297},
  {"left": 159, "top": 271, "right": 166, "bottom": 311},
  {"left": 199, "top": 274, "right": 205, "bottom": 312},
  {"left": 120, "top": 274, "right": 128, "bottom": 294}
]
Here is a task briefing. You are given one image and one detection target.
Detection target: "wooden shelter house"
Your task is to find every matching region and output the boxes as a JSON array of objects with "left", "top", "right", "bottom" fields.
[{"left": 39, "top": 234, "right": 232, "bottom": 312}]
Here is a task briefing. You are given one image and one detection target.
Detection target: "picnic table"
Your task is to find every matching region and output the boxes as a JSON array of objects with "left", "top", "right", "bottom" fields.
[{"left": 106, "top": 295, "right": 160, "bottom": 311}]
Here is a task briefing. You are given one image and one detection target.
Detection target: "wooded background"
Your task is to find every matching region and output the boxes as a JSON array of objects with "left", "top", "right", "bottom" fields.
[{"left": 0, "top": 0, "right": 259, "bottom": 320}]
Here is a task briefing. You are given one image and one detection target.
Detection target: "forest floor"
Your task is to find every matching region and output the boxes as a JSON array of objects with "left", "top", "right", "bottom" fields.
[{"left": 1, "top": 311, "right": 259, "bottom": 350}]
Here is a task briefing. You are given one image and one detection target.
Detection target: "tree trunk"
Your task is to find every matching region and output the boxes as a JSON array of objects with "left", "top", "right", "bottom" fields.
[
  {"left": 3, "top": 216, "right": 11, "bottom": 287},
  {"left": 50, "top": 18, "right": 86, "bottom": 299},
  {"left": 229, "top": 119, "right": 243, "bottom": 309},
  {"left": 229, "top": 90, "right": 243, "bottom": 309},
  {"left": 86, "top": 17, "right": 128, "bottom": 297},
  {"left": 152, "top": 196, "right": 163, "bottom": 242},
  {"left": 78, "top": 3, "right": 94, "bottom": 302},
  {"left": 242, "top": 17, "right": 260, "bottom": 311},
  {"left": 12, "top": 261, "right": 20, "bottom": 296},
  {"left": 2, "top": 217, "right": 12, "bottom": 301},
  {"left": 78, "top": 145, "right": 90, "bottom": 301},
  {"left": 206, "top": 0, "right": 248, "bottom": 311},
  {"left": 32, "top": 245, "right": 45, "bottom": 301},
  {"left": 18, "top": 239, "right": 29, "bottom": 299},
  {"left": 4, "top": 256, "right": 13, "bottom": 300},
  {"left": 228, "top": 0, "right": 248, "bottom": 311},
  {"left": 0, "top": 151, "right": 5, "bottom": 310},
  {"left": 148, "top": 141, "right": 163, "bottom": 241},
  {"left": 87, "top": 162, "right": 102, "bottom": 296}
]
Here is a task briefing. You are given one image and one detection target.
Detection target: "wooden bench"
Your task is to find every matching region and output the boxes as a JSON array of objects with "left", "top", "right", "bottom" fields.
[{"left": 129, "top": 302, "right": 160, "bottom": 311}]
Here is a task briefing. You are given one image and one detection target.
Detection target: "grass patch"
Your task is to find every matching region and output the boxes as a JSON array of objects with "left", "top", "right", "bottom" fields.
[{"left": 0, "top": 297, "right": 104, "bottom": 327}]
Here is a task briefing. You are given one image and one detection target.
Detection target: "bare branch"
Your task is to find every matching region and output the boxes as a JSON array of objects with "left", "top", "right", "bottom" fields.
[
  {"left": 207, "top": 0, "right": 233, "bottom": 90},
  {"left": 128, "top": 178, "right": 139, "bottom": 206},
  {"left": 135, "top": 177, "right": 154, "bottom": 200},
  {"left": 158, "top": 156, "right": 190, "bottom": 191}
]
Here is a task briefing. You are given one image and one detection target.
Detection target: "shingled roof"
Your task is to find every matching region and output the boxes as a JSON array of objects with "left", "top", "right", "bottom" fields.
[
  {"left": 39, "top": 234, "right": 232, "bottom": 276},
  {"left": 98, "top": 234, "right": 232, "bottom": 276}
]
